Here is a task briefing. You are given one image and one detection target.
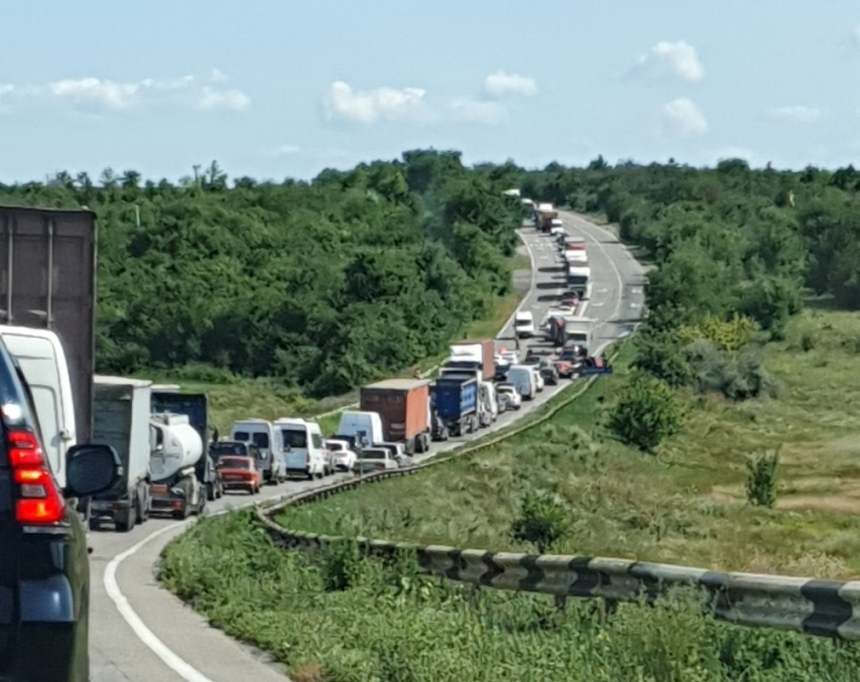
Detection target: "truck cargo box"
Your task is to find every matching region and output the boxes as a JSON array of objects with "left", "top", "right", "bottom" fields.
[
  {"left": 0, "top": 206, "right": 97, "bottom": 443},
  {"left": 449, "top": 338, "right": 495, "bottom": 379},
  {"left": 360, "top": 379, "right": 430, "bottom": 444}
]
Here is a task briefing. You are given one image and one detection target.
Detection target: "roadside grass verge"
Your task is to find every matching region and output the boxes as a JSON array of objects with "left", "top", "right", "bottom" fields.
[
  {"left": 277, "top": 310, "right": 860, "bottom": 580},
  {"left": 159, "top": 511, "right": 860, "bottom": 682}
]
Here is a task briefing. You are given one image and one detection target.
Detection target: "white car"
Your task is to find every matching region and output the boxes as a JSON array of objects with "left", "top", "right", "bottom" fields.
[
  {"left": 514, "top": 311, "right": 535, "bottom": 338},
  {"left": 531, "top": 367, "right": 545, "bottom": 392},
  {"left": 496, "top": 383, "right": 522, "bottom": 410},
  {"left": 355, "top": 447, "right": 400, "bottom": 474},
  {"left": 496, "top": 350, "right": 520, "bottom": 366},
  {"left": 325, "top": 439, "right": 357, "bottom": 472}
]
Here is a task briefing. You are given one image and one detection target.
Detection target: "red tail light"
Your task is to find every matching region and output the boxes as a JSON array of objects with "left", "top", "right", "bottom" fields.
[{"left": 8, "top": 428, "right": 65, "bottom": 525}]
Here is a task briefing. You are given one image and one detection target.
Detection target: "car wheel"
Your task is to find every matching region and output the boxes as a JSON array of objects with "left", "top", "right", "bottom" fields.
[{"left": 307, "top": 471, "right": 314, "bottom": 481}]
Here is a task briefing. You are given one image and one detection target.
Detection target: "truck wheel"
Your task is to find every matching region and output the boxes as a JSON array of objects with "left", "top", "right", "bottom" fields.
[
  {"left": 198, "top": 495, "right": 207, "bottom": 516},
  {"left": 307, "top": 471, "right": 314, "bottom": 481},
  {"left": 117, "top": 505, "right": 135, "bottom": 533},
  {"left": 207, "top": 482, "right": 215, "bottom": 501},
  {"left": 173, "top": 502, "right": 188, "bottom": 520}
]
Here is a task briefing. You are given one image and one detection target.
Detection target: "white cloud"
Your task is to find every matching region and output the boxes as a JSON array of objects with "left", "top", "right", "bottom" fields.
[
  {"left": 0, "top": 72, "right": 248, "bottom": 113},
  {"left": 324, "top": 80, "right": 426, "bottom": 124},
  {"left": 632, "top": 40, "right": 704, "bottom": 82},
  {"left": 766, "top": 105, "right": 821, "bottom": 123},
  {"left": 483, "top": 70, "right": 537, "bottom": 98},
  {"left": 662, "top": 98, "right": 708, "bottom": 137},
  {"left": 448, "top": 98, "right": 507, "bottom": 124},
  {"left": 49, "top": 77, "right": 140, "bottom": 110},
  {"left": 197, "top": 86, "right": 250, "bottom": 111},
  {"left": 210, "top": 68, "right": 228, "bottom": 83}
]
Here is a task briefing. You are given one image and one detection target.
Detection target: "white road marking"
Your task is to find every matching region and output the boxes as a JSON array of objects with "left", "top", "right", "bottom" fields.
[{"left": 104, "top": 523, "right": 215, "bottom": 682}]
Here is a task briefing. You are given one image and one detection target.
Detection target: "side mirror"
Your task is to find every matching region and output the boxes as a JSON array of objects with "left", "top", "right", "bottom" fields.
[{"left": 65, "top": 444, "right": 123, "bottom": 498}]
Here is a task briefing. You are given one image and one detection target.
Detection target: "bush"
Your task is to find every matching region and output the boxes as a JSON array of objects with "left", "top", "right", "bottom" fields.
[
  {"left": 609, "top": 373, "right": 684, "bottom": 452},
  {"left": 510, "top": 488, "right": 571, "bottom": 553},
  {"left": 747, "top": 451, "right": 779, "bottom": 508},
  {"left": 632, "top": 326, "right": 692, "bottom": 387},
  {"left": 685, "top": 340, "right": 779, "bottom": 401}
]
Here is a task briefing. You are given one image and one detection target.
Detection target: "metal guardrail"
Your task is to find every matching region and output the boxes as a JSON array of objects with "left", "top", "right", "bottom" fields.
[{"left": 257, "top": 344, "right": 860, "bottom": 642}]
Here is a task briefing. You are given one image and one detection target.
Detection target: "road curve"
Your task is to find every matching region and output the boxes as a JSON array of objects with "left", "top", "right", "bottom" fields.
[{"left": 88, "top": 213, "right": 646, "bottom": 682}]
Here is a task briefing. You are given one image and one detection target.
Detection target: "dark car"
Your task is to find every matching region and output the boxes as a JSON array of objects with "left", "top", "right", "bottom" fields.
[{"left": 0, "top": 337, "right": 123, "bottom": 681}]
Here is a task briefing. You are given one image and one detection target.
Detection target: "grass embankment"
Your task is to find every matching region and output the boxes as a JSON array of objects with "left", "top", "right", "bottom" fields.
[
  {"left": 278, "top": 309, "right": 860, "bottom": 579},
  {"left": 160, "top": 511, "right": 860, "bottom": 682}
]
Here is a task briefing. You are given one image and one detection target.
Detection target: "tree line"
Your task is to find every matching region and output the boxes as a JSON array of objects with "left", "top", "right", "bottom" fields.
[{"left": 0, "top": 151, "right": 522, "bottom": 397}]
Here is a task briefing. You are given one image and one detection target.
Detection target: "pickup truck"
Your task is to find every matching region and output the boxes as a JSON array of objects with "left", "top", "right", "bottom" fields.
[
  {"left": 552, "top": 347, "right": 584, "bottom": 379},
  {"left": 579, "top": 355, "right": 613, "bottom": 377}
]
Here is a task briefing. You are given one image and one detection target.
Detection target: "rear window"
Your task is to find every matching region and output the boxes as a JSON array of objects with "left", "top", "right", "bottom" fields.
[
  {"left": 361, "top": 449, "right": 386, "bottom": 459},
  {"left": 326, "top": 441, "right": 345, "bottom": 452},
  {"left": 282, "top": 428, "right": 307, "bottom": 448},
  {"left": 218, "top": 457, "right": 250, "bottom": 469},
  {"left": 211, "top": 443, "right": 248, "bottom": 457},
  {"left": 0, "top": 342, "right": 40, "bottom": 465}
]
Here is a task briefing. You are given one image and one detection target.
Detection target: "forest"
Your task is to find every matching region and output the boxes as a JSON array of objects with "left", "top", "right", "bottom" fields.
[
  {"left": 0, "top": 151, "right": 523, "bottom": 397},
  {"left": 4, "top": 152, "right": 860, "bottom": 400}
]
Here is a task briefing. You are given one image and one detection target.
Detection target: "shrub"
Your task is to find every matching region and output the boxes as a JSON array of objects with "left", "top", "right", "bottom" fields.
[
  {"left": 609, "top": 373, "right": 684, "bottom": 452},
  {"left": 747, "top": 451, "right": 779, "bottom": 508},
  {"left": 685, "top": 340, "right": 779, "bottom": 401},
  {"left": 632, "top": 326, "right": 692, "bottom": 387},
  {"left": 510, "top": 488, "right": 571, "bottom": 553}
]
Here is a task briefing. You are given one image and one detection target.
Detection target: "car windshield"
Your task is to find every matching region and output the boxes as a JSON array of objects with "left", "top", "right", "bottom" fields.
[
  {"left": 219, "top": 457, "right": 250, "bottom": 469},
  {"left": 281, "top": 428, "right": 308, "bottom": 448}
]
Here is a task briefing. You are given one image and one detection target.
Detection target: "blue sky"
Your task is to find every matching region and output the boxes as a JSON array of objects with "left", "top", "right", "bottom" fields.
[{"left": 3, "top": 1, "right": 860, "bottom": 182}]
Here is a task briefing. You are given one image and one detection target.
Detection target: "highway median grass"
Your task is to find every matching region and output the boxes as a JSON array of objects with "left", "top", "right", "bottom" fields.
[
  {"left": 159, "top": 510, "right": 860, "bottom": 682},
  {"left": 277, "top": 309, "right": 860, "bottom": 580}
]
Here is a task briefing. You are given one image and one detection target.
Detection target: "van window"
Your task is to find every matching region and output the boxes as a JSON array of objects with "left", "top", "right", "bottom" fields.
[
  {"left": 234, "top": 430, "right": 250, "bottom": 442},
  {"left": 282, "top": 428, "right": 307, "bottom": 448},
  {"left": 251, "top": 433, "right": 270, "bottom": 449},
  {"left": 312, "top": 433, "right": 323, "bottom": 449}
]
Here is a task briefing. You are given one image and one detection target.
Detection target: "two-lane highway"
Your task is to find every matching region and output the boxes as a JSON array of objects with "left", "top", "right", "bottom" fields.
[{"left": 88, "top": 214, "right": 646, "bottom": 682}]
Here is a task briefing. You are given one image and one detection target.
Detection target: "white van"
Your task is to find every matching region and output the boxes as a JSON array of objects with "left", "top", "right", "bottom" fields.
[
  {"left": 514, "top": 311, "right": 535, "bottom": 338},
  {"left": 0, "top": 327, "right": 76, "bottom": 487},
  {"left": 275, "top": 418, "right": 327, "bottom": 480},
  {"left": 506, "top": 365, "right": 537, "bottom": 401},
  {"left": 480, "top": 381, "right": 499, "bottom": 423},
  {"left": 229, "top": 419, "right": 286, "bottom": 484},
  {"left": 336, "top": 410, "right": 384, "bottom": 448}
]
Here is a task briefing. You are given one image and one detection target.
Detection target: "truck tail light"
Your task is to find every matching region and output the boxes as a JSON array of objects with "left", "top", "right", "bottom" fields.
[{"left": 8, "top": 429, "right": 65, "bottom": 525}]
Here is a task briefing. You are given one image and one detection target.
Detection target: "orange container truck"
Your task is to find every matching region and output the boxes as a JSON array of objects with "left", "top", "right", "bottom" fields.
[{"left": 359, "top": 379, "right": 431, "bottom": 454}]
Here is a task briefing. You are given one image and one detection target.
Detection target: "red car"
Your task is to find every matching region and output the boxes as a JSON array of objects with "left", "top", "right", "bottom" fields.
[{"left": 216, "top": 455, "right": 262, "bottom": 494}]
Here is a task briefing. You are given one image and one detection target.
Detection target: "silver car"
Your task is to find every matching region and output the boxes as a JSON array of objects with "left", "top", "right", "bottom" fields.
[{"left": 355, "top": 447, "right": 400, "bottom": 474}]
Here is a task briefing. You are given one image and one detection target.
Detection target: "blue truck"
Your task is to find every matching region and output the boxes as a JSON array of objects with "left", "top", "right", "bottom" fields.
[
  {"left": 431, "top": 373, "right": 480, "bottom": 438},
  {"left": 151, "top": 389, "right": 223, "bottom": 500}
]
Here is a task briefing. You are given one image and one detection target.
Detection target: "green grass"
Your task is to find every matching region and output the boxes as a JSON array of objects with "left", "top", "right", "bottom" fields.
[
  {"left": 159, "top": 511, "right": 860, "bottom": 682},
  {"left": 277, "top": 310, "right": 860, "bottom": 580}
]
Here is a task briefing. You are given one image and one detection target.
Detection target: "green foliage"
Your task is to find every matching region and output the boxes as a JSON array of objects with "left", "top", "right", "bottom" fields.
[
  {"left": 747, "top": 451, "right": 779, "bottom": 508},
  {"left": 5, "top": 151, "right": 521, "bottom": 398},
  {"left": 610, "top": 373, "right": 684, "bottom": 452},
  {"left": 160, "top": 511, "right": 860, "bottom": 682},
  {"left": 510, "top": 488, "right": 571, "bottom": 553},
  {"left": 685, "top": 340, "right": 779, "bottom": 401}
]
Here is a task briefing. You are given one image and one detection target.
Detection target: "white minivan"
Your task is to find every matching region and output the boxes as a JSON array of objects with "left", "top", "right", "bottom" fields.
[
  {"left": 506, "top": 364, "right": 538, "bottom": 401},
  {"left": 0, "top": 327, "right": 77, "bottom": 488},
  {"left": 275, "top": 418, "right": 328, "bottom": 480},
  {"left": 336, "top": 410, "right": 384, "bottom": 448},
  {"left": 514, "top": 311, "right": 535, "bottom": 338},
  {"left": 229, "top": 419, "right": 286, "bottom": 484}
]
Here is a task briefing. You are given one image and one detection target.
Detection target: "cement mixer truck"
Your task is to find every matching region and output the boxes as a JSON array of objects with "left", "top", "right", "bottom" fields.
[{"left": 149, "top": 413, "right": 207, "bottom": 519}]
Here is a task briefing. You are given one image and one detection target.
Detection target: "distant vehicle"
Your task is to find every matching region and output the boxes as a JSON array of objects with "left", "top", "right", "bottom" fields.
[
  {"left": 325, "top": 439, "right": 358, "bottom": 472},
  {"left": 531, "top": 366, "right": 545, "bottom": 392},
  {"left": 229, "top": 419, "right": 286, "bottom": 484},
  {"left": 506, "top": 365, "right": 538, "bottom": 400},
  {"left": 216, "top": 455, "right": 262, "bottom": 495},
  {"left": 336, "top": 410, "right": 384, "bottom": 448},
  {"left": 496, "top": 383, "right": 522, "bottom": 410},
  {"left": 377, "top": 441, "right": 413, "bottom": 468},
  {"left": 553, "top": 347, "right": 584, "bottom": 379},
  {"left": 539, "top": 361, "right": 560, "bottom": 386},
  {"left": 274, "top": 418, "right": 328, "bottom": 480},
  {"left": 514, "top": 311, "right": 536, "bottom": 338},
  {"left": 356, "top": 447, "right": 400, "bottom": 474},
  {"left": 579, "top": 355, "right": 614, "bottom": 377},
  {"left": 210, "top": 440, "right": 263, "bottom": 467}
]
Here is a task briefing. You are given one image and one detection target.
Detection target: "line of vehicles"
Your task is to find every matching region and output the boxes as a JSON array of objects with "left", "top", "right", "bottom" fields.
[{"left": 0, "top": 201, "right": 613, "bottom": 680}]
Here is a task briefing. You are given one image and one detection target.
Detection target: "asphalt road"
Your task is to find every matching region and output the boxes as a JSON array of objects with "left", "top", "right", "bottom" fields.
[{"left": 87, "top": 212, "right": 646, "bottom": 682}]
